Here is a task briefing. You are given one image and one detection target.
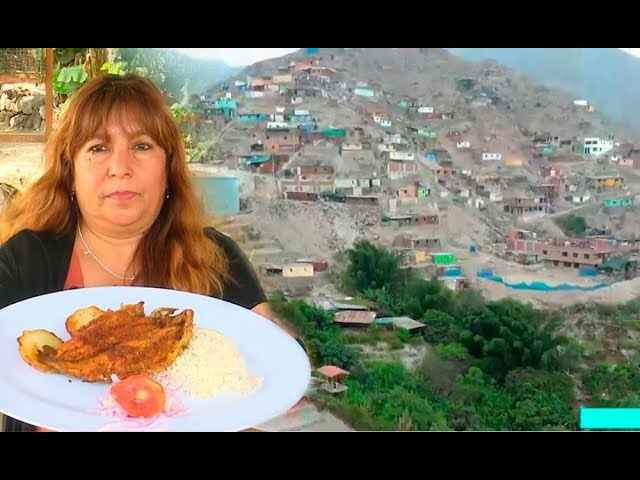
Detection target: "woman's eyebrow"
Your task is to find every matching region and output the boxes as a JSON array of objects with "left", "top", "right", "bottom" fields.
[
  {"left": 87, "top": 131, "right": 150, "bottom": 143},
  {"left": 87, "top": 134, "right": 107, "bottom": 143}
]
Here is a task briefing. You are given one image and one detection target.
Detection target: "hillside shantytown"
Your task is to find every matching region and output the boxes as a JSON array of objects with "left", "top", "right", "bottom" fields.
[{"left": 3, "top": 48, "right": 640, "bottom": 431}]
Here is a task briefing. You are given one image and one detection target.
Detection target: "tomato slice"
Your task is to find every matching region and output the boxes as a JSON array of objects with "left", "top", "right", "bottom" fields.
[{"left": 110, "top": 375, "right": 166, "bottom": 418}]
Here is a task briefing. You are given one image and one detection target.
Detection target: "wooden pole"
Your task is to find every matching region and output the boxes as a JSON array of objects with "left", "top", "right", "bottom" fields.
[{"left": 44, "top": 47, "right": 53, "bottom": 141}]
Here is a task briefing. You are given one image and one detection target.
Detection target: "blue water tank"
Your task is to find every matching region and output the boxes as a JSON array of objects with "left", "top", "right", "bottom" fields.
[{"left": 193, "top": 175, "right": 240, "bottom": 216}]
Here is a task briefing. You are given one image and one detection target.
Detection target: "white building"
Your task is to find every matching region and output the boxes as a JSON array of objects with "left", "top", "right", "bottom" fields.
[
  {"left": 482, "top": 152, "right": 502, "bottom": 161},
  {"left": 582, "top": 137, "right": 614, "bottom": 156}
]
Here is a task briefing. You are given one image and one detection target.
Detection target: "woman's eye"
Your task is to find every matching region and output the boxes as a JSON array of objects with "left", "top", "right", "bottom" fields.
[
  {"left": 134, "top": 143, "right": 151, "bottom": 150},
  {"left": 89, "top": 145, "right": 107, "bottom": 153}
]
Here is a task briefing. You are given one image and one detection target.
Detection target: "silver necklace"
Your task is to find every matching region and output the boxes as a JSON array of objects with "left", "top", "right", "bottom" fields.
[{"left": 77, "top": 225, "right": 135, "bottom": 281}]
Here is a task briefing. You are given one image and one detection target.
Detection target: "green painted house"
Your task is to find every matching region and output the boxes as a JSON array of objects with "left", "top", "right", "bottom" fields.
[
  {"left": 418, "top": 128, "right": 437, "bottom": 139},
  {"left": 240, "top": 154, "right": 272, "bottom": 168},
  {"left": 322, "top": 128, "right": 346, "bottom": 137},
  {"left": 541, "top": 145, "right": 554, "bottom": 155},
  {"left": 354, "top": 87, "right": 375, "bottom": 97},
  {"left": 572, "top": 142, "right": 584, "bottom": 155},
  {"left": 603, "top": 198, "right": 633, "bottom": 208},
  {"left": 431, "top": 253, "right": 456, "bottom": 265},
  {"left": 213, "top": 98, "right": 237, "bottom": 119},
  {"left": 417, "top": 183, "right": 430, "bottom": 198}
]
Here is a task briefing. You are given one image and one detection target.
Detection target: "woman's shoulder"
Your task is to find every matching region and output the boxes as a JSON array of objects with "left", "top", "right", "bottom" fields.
[
  {"left": 0, "top": 229, "right": 74, "bottom": 309},
  {"left": 203, "top": 225, "right": 229, "bottom": 243},
  {"left": 203, "top": 226, "right": 244, "bottom": 258},
  {"left": 202, "top": 226, "right": 266, "bottom": 309},
  {"left": 1, "top": 228, "right": 74, "bottom": 278},
  {"left": 1, "top": 229, "right": 67, "bottom": 252}
]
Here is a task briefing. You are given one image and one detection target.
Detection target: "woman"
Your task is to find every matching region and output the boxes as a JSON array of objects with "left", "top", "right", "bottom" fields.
[{"left": 0, "top": 73, "right": 301, "bottom": 432}]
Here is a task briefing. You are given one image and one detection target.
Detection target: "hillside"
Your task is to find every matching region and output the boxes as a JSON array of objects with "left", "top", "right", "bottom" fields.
[
  {"left": 235, "top": 48, "right": 636, "bottom": 165},
  {"left": 447, "top": 48, "right": 640, "bottom": 137},
  {"left": 196, "top": 47, "right": 640, "bottom": 308}
]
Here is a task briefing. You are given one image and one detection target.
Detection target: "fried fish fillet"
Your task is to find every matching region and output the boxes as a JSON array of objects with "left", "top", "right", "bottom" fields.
[{"left": 18, "top": 303, "right": 194, "bottom": 383}]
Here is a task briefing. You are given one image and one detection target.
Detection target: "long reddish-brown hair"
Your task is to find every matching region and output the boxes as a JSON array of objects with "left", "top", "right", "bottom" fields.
[{"left": 0, "top": 73, "right": 230, "bottom": 296}]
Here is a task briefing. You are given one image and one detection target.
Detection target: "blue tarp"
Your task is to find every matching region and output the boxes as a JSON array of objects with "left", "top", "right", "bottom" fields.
[
  {"left": 579, "top": 266, "right": 599, "bottom": 277},
  {"left": 443, "top": 266, "right": 463, "bottom": 277},
  {"left": 476, "top": 269, "right": 608, "bottom": 292}
]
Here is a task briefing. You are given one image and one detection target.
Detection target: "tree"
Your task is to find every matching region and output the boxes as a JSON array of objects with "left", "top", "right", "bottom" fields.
[
  {"left": 504, "top": 368, "right": 577, "bottom": 430},
  {"left": 343, "top": 240, "right": 403, "bottom": 294},
  {"left": 556, "top": 214, "right": 587, "bottom": 236},
  {"left": 449, "top": 367, "right": 512, "bottom": 431},
  {"left": 422, "top": 309, "right": 458, "bottom": 344},
  {"left": 582, "top": 363, "right": 640, "bottom": 407}
]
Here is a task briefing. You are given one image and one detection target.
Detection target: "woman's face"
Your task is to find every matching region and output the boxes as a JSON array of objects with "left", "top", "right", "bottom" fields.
[{"left": 73, "top": 116, "right": 168, "bottom": 236}]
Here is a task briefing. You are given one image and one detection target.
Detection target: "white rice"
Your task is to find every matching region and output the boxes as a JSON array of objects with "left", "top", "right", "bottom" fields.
[{"left": 155, "top": 326, "right": 262, "bottom": 399}]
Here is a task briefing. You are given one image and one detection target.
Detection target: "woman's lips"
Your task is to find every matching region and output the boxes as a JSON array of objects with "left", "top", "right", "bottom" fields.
[{"left": 108, "top": 191, "right": 138, "bottom": 200}]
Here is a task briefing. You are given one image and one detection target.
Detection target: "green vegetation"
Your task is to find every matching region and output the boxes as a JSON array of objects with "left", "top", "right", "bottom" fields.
[
  {"left": 270, "top": 240, "right": 640, "bottom": 431},
  {"left": 52, "top": 48, "right": 237, "bottom": 104},
  {"left": 49, "top": 48, "right": 236, "bottom": 161},
  {"left": 555, "top": 213, "right": 587, "bottom": 236}
]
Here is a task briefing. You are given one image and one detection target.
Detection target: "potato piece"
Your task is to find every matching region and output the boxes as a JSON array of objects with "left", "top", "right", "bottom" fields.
[
  {"left": 65, "top": 306, "right": 105, "bottom": 336},
  {"left": 17, "top": 329, "right": 63, "bottom": 373}
]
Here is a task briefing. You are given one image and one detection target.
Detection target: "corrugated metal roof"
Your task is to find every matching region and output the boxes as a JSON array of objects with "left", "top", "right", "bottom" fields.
[
  {"left": 330, "top": 302, "right": 369, "bottom": 311},
  {"left": 375, "top": 318, "right": 394, "bottom": 326},
  {"left": 334, "top": 311, "right": 376, "bottom": 324},
  {"left": 377, "top": 316, "right": 426, "bottom": 330},
  {"left": 317, "top": 365, "right": 350, "bottom": 378},
  {"left": 313, "top": 300, "right": 369, "bottom": 311}
]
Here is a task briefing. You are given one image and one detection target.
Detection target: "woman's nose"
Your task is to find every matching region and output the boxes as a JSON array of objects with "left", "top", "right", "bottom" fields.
[{"left": 108, "top": 145, "right": 134, "bottom": 177}]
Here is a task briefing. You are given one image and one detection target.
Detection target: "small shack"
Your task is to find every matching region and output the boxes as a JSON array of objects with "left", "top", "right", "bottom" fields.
[
  {"left": 334, "top": 310, "right": 377, "bottom": 328},
  {"left": 375, "top": 316, "right": 426, "bottom": 335},
  {"left": 598, "top": 256, "right": 640, "bottom": 278},
  {"left": 316, "top": 365, "right": 350, "bottom": 393}
]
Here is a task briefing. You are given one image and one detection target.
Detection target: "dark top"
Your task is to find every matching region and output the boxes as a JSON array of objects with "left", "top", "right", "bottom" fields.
[
  {"left": 0, "top": 226, "right": 269, "bottom": 432},
  {"left": 0, "top": 226, "right": 267, "bottom": 311}
]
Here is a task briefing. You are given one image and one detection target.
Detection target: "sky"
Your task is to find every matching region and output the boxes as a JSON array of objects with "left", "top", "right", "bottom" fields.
[
  {"left": 620, "top": 48, "right": 640, "bottom": 58},
  {"left": 170, "top": 48, "right": 299, "bottom": 66},
  {"left": 170, "top": 48, "right": 640, "bottom": 66}
]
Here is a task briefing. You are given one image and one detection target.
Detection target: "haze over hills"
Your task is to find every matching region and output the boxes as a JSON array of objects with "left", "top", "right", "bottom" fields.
[
  {"left": 169, "top": 55, "right": 241, "bottom": 95},
  {"left": 137, "top": 48, "right": 242, "bottom": 101},
  {"left": 446, "top": 48, "right": 640, "bottom": 136}
]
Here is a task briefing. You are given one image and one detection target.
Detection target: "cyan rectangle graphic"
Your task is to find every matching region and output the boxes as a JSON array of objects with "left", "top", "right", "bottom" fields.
[{"left": 580, "top": 408, "right": 640, "bottom": 429}]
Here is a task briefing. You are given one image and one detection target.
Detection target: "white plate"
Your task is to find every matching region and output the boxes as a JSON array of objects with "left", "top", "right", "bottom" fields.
[{"left": 0, "top": 286, "right": 311, "bottom": 432}]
